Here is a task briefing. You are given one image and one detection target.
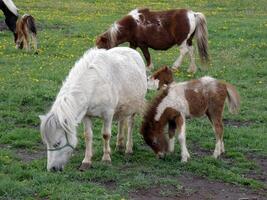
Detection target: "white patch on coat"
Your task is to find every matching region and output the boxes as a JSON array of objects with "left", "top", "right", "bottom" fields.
[
  {"left": 154, "top": 82, "right": 190, "bottom": 121},
  {"left": 187, "top": 10, "right": 196, "bottom": 39},
  {"left": 128, "top": 9, "right": 141, "bottom": 23},
  {"left": 200, "top": 76, "right": 217, "bottom": 92},
  {"left": 3, "top": 0, "right": 18, "bottom": 16},
  {"left": 109, "top": 22, "right": 121, "bottom": 47},
  {"left": 147, "top": 76, "right": 159, "bottom": 90}
]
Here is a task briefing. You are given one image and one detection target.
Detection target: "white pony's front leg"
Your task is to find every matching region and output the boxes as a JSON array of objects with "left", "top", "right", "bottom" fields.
[
  {"left": 79, "top": 117, "right": 93, "bottom": 171},
  {"left": 172, "top": 42, "right": 188, "bottom": 70},
  {"left": 125, "top": 114, "right": 135, "bottom": 154},
  {"left": 102, "top": 113, "right": 113, "bottom": 163}
]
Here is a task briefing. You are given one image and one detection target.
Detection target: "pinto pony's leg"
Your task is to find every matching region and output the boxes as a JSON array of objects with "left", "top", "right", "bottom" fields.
[
  {"left": 79, "top": 117, "right": 93, "bottom": 171},
  {"left": 176, "top": 116, "right": 190, "bottom": 162},
  {"left": 168, "top": 120, "right": 176, "bottom": 153},
  {"left": 102, "top": 114, "right": 113, "bottom": 163},
  {"left": 187, "top": 45, "right": 197, "bottom": 73},
  {"left": 125, "top": 114, "right": 135, "bottom": 154},
  {"left": 140, "top": 46, "right": 153, "bottom": 69},
  {"left": 116, "top": 118, "right": 127, "bottom": 152},
  {"left": 172, "top": 41, "right": 188, "bottom": 70}
]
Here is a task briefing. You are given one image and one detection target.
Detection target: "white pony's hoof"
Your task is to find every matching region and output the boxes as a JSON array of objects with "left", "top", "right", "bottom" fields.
[{"left": 102, "top": 154, "right": 111, "bottom": 163}]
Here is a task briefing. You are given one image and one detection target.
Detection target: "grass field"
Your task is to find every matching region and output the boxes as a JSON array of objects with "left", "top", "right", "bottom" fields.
[{"left": 0, "top": 0, "right": 267, "bottom": 199}]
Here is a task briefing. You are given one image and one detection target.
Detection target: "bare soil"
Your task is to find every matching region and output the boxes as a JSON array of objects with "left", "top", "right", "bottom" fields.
[{"left": 130, "top": 172, "right": 267, "bottom": 200}]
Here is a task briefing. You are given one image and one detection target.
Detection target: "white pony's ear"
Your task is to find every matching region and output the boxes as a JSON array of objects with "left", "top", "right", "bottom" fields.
[{"left": 39, "top": 115, "right": 46, "bottom": 121}]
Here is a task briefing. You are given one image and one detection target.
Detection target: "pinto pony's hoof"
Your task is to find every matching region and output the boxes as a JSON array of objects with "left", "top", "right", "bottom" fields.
[
  {"left": 116, "top": 145, "right": 125, "bottom": 153},
  {"left": 79, "top": 162, "right": 92, "bottom": 171}
]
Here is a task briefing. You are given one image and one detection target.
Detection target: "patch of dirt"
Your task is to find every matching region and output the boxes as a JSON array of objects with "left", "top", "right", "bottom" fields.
[
  {"left": 0, "top": 20, "right": 8, "bottom": 31},
  {"left": 246, "top": 154, "right": 267, "bottom": 184},
  {"left": 130, "top": 172, "right": 267, "bottom": 200},
  {"left": 16, "top": 148, "right": 46, "bottom": 163},
  {"left": 223, "top": 119, "right": 254, "bottom": 128}
]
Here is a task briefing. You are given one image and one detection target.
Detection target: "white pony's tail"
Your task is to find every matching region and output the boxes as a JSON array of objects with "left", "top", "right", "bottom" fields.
[
  {"left": 194, "top": 12, "right": 209, "bottom": 64},
  {"left": 225, "top": 82, "right": 240, "bottom": 114},
  {"left": 2, "top": 0, "right": 19, "bottom": 16}
]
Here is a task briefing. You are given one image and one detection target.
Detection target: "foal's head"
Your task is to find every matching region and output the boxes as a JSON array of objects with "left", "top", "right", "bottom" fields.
[
  {"left": 147, "top": 66, "right": 174, "bottom": 90},
  {"left": 40, "top": 113, "right": 77, "bottom": 172},
  {"left": 141, "top": 88, "right": 170, "bottom": 157}
]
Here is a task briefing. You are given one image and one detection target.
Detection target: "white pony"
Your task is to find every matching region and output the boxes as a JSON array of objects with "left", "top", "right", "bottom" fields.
[{"left": 40, "top": 47, "right": 147, "bottom": 171}]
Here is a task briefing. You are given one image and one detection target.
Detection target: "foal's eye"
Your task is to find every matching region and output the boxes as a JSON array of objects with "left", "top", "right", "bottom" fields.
[{"left": 53, "top": 141, "right": 61, "bottom": 148}]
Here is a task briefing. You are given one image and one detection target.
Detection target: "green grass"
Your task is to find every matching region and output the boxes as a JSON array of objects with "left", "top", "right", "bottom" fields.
[{"left": 0, "top": 0, "right": 267, "bottom": 199}]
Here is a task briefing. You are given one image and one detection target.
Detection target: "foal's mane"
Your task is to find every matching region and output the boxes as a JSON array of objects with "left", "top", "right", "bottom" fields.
[{"left": 141, "top": 87, "right": 169, "bottom": 135}]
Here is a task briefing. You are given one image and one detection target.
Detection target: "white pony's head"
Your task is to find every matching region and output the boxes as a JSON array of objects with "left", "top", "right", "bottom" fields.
[{"left": 39, "top": 113, "right": 77, "bottom": 172}]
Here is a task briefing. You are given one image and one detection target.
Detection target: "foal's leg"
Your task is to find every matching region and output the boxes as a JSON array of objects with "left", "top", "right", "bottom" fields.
[
  {"left": 125, "top": 114, "right": 135, "bottom": 154},
  {"left": 79, "top": 117, "right": 93, "bottom": 171},
  {"left": 140, "top": 46, "right": 153, "bottom": 69},
  {"left": 168, "top": 120, "right": 176, "bottom": 153},
  {"left": 116, "top": 118, "right": 127, "bottom": 152},
  {"left": 102, "top": 114, "right": 113, "bottom": 163},
  {"left": 212, "top": 117, "right": 224, "bottom": 158},
  {"left": 172, "top": 41, "right": 188, "bottom": 70},
  {"left": 176, "top": 116, "right": 190, "bottom": 162}
]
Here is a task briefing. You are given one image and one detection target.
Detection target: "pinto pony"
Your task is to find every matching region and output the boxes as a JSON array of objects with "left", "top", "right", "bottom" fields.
[
  {"left": 15, "top": 14, "right": 37, "bottom": 52},
  {"left": 96, "top": 8, "right": 209, "bottom": 73},
  {"left": 141, "top": 76, "right": 240, "bottom": 162},
  {"left": 40, "top": 47, "right": 147, "bottom": 172}
]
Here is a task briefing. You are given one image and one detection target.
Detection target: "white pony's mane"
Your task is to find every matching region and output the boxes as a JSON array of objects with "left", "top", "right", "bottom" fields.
[
  {"left": 108, "top": 22, "right": 121, "bottom": 47},
  {"left": 43, "top": 48, "right": 107, "bottom": 137},
  {"left": 3, "top": 0, "right": 19, "bottom": 16}
]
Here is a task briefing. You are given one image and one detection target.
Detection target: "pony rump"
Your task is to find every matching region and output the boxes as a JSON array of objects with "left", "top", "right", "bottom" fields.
[
  {"left": 15, "top": 14, "right": 37, "bottom": 52},
  {"left": 195, "top": 12, "right": 209, "bottom": 63}
]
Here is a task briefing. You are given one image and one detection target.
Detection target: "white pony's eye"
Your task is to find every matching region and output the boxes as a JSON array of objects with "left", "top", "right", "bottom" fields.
[{"left": 53, "top": 141, "right": 61, "bottom": 148}]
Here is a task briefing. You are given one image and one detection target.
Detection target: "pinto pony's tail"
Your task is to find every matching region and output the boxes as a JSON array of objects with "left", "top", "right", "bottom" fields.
[
  {"left": 194, "top": 12, "right": 209, "bottom": 64},
  {"left": 225, "top": 83, "right": 240, "bottom": 114},
  {"left": 24, "top": 15, "right": 37, "bottom": 35}
]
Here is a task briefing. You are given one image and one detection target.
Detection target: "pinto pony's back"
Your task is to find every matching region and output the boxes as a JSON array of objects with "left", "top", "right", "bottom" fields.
[{"left": 15, "top": 14, "right": 37, "bottom": 52}]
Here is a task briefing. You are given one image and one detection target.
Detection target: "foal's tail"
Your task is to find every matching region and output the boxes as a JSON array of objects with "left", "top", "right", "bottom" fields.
[
  {"left": 225, "top": 83, "right": 240, "bottom": 114},
  {"left": 194, "top": 12, "right": 209, "bottom": 64}
]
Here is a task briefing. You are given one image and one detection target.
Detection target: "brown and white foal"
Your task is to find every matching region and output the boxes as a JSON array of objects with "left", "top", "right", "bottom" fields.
[
  {"left": 141, "top": 76, "right": 240, "bottom": 162},
  {"left": 15, "top": 14, "right": 37, "bottom": 52},
  {"left": 96, "top": 8, "right": 209, "bottom": 73}
]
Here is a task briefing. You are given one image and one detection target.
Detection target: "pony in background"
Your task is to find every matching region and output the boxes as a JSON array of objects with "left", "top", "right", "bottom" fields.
[
  {"left": 141, "top": 76, "right": 240, "bottom": 162},
  {"left": 0, "top": 0, "right": 37, "bottom": 52},
  {"left": 40, "top": 47, "right": 147, "bottom": 172},
  {"left": 96, "top": 8, "right": 209, "bottom": 73}
]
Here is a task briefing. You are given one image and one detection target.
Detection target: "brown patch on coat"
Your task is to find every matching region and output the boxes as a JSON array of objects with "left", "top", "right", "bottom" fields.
[
  {"left": 96, "top": 8, "right": 208, "bottom": 67},
  {"left": 152, "top": 66, "right": 174, "bottom": 89}
]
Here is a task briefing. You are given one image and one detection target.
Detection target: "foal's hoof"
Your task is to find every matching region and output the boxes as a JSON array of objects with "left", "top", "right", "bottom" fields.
[{"left": 79, "top": 162, "right": 92, "bottom": 171}]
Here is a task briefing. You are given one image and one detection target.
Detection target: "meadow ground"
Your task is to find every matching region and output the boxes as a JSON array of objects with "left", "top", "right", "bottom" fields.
[{"left": 0, "top": 0, "right": 266, "bottom": 199}]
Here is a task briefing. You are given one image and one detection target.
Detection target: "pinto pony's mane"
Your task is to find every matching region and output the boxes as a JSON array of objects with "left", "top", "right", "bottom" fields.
[
  {"left": 106, "top": 22, "right": 121, "bottom": 47},
  {"left": 2, "top": 0, "right": 18, "bottom": 16},
  {"left": 41, "top": 48, "right": 107, "bottom": 139},
  {"left": 141, "top": 87, "right": 169, "bottom": 136}
]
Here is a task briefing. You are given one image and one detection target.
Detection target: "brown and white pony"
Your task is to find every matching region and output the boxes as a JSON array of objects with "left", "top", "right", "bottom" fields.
[
  {"left": 141, "top": 76, "right": 240, "bottom": 162},
  {"left": 96, "top": 8, "right": 209, "bottom": 73},
  {"left": 15, "top": 14, "right": 37, "bottom": 52}
]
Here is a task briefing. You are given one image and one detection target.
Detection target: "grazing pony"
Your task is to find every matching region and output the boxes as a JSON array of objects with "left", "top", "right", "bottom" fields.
[
  {"left": 141, "top": 76, "right": 240, "bottom": 162},
  {"left": 15, "top": 14, "right": 37, "bottom": 52},
  {"left": 0, "top": 0, "right": 18, "bottom": 40},
  {"left": 96, "top": 8, "right": 209, "bottom": 73},
  {"left": 40, "top": 47, "right": 147, "bottom": 172}
]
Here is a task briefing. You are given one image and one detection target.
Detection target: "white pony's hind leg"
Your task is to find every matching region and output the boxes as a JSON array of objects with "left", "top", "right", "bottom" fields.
[
  {"left": 125, "top": 114, "right": 135, "bottom": 154},
  {"left": 102, "top": 114, "right": 113, "bottom": 163},
  {"left": 172, "top": 41, "right": 188, "bottom": 70},
  {"left": 79, "top": 117, "right": 93, "bottom": 171},
  {"left": 187, "top": 45, "right": 197, "bottom": 73},
  {"left": 116, "top": 118, "right": 127, "bottom": 152}
]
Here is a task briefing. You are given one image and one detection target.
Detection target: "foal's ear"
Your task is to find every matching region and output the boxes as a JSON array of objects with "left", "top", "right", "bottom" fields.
[{"left": 39, "top": 115, "right": 46, "bottom": 121}]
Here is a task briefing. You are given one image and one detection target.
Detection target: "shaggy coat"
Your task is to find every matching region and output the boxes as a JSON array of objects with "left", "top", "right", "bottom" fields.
[
  {"left": 96, "top": 8, "right": 209, "bottom": 72},
  {"left": 141, "top": 76, "right": 240, "bottom": 162}
]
